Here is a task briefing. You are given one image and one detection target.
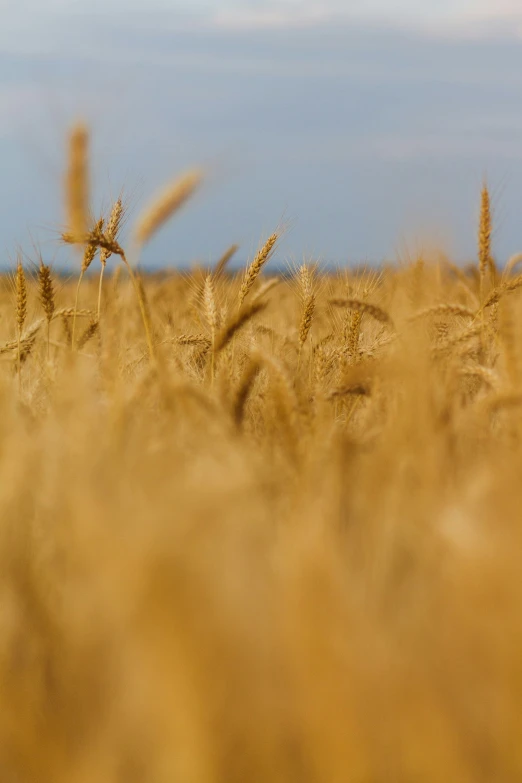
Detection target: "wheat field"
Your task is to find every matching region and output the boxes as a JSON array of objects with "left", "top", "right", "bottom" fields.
[{"left": 1, "top": 129, "right": 522, "bottom": 782}]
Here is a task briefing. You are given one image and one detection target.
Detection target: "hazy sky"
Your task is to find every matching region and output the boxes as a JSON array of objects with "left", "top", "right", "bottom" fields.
[{"left": 1, "top": 0, "right": 522, "bottom": 268}]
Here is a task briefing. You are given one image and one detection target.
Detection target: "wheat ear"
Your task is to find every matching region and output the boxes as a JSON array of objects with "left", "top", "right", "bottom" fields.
[
  {"left": 478, "top": 184, "right": 492, "bottom": 301},
  {"left": 38, "top": 261, "right": 55, "bottom": 360},
  {"left": 238, "top": 233, "right": 278, "bottom": 307},
  {"left": 233, "top": 358, "right": 261, "bottom": 429},
  {"left": 329, "top": 298, "right": 393, "bottom": 326},
  {"left": 203, "top": 274, "right": 219, "bottom": 384},
  {"left": 214, "top": 301, "right": 267, "bottom": 354},
  {"left": 298, "top": 266, "right": 316, "bottom": 347},
  {"left": 214, "top": 244, "right": 239, "bottom": 278},
  {"left": 65, "top": 121, "right": 89, "bottom": 243},
  {"left": 15, "top": 258, "right": 27, "bottom": 389}
]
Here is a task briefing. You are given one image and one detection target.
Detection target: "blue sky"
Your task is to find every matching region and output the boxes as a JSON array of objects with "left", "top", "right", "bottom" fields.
[{"left": 2, "top": 0, "right": 522, "bottom": 268}]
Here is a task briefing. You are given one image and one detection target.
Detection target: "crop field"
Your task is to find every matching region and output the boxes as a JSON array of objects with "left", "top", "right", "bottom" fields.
[{"left": 2, "top": 127, "right": 522, "bottom": 781}]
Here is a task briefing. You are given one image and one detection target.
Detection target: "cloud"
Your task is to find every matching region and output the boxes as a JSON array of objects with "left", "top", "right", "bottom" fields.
[
  {"left": 2, "top": 2, "right": 522, "bottom": 265},
  {"left": 201, "top": 0, "right": 522, "bottom": 38}
]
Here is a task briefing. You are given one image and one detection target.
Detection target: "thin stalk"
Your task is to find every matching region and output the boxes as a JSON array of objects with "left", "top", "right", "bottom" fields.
[
  {"left": 16, "top": 331, "right": 21, "bottom": 392},
  {"left": 121, "top": 253, "right": 155, "bottom": 361},
  {"left": 97, "top": 264, "right": 106, "bottom": 320},
  {"left": 72, "top": 270, "right": 84, "bottom": 349}
]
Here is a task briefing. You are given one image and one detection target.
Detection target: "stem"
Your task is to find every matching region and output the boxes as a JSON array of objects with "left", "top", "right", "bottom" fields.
[
  {"left": 210, "top": 337, "right": 215, "bottom": 387},
  {"left": 17, "top": 329, "right": 21, "bottom": 394},
  {"left": 72, "top": 270, "right": 84, "bottom": 350},
  {"left": 47, "top": 320, "right": 51, "bottom": 361},
  {"left": 120, "top": 254, "right": 155, "bottom": 361},
  {"left": 97, "top": 263, "right": 106, "bottom": 320}
]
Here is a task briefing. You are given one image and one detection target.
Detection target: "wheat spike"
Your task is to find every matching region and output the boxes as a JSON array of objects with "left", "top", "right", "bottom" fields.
[
  {"left": 38, "top": 262, "right": 55, "bottom": 323},
  {"left": 251, "top": 278, "right": 281, "bottom": 306},
  {"left": 214, "top": 244, "right": 239, "bottom": 278},
  {"left": 298, "top": 265, "right": 316, "bottom": 349},
  {"left": 203, "top": 275, "right": 218, "bottom": 338},
  {"left": 100, "top": 198, "right": 124, "bottom": 266},
  {"left": 38, "top": 261, "right": 55, "bottom": 359},
  {"left": 233, "top": 358, "right": 261, "bottom": 429},
  {"left": 329, "top": 298, "right": 393, "bottom": 326},
  {"left": 177, "top": 334, "right": 212, "bottom": 347},
  {"left": 77, "top": 320, "right": 99, "bottom": 350},
  {"left": 408, "top": 304, "right": 476, "bottom": 321},
  {"left": 82, "top": 217, "right": 104, "bottom": 272},
  {"left": 53, "top": 308, "right": 95, "bottom": 320},
  {"left": 299, "top": 295, "right": 316, "bottom": 348},
  {"left": 14, "top": 257, "right": 27, "bottom": 389},
  {"left": 15, "top": 258, "right": 27, "bottom": 336},
  {"left": 134, "top": 170, "right": 203, "bottom": 245},
  {"left": 0, "top": 320, "right": 43, "bottom": 355},
  {"left": 215, "top": 301, "right": 267, "bottom": 354},
  {"left": 478, "top": 183, "right": 492, "bottom": 304},
  {"left": 238, "top": 233, "right": 278, "bottom": 306},
  {"left": 65, "top": 121, "right": 89, "bottom": 242}
]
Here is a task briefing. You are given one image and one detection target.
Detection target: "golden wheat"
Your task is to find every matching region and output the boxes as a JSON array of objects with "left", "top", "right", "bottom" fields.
[{"left": 4, "top": 135, "right": 522, "bottom": 783}]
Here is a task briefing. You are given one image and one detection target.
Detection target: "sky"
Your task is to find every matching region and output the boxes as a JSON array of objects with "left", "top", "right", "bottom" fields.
[{"left": 1, "top": 0, "right": 522, "bottom": 268}]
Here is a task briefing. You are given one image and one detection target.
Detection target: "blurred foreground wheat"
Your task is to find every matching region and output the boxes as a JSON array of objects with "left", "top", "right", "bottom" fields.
[{"left": 1, "top": 130, "right": 522, "bottom": 782}]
